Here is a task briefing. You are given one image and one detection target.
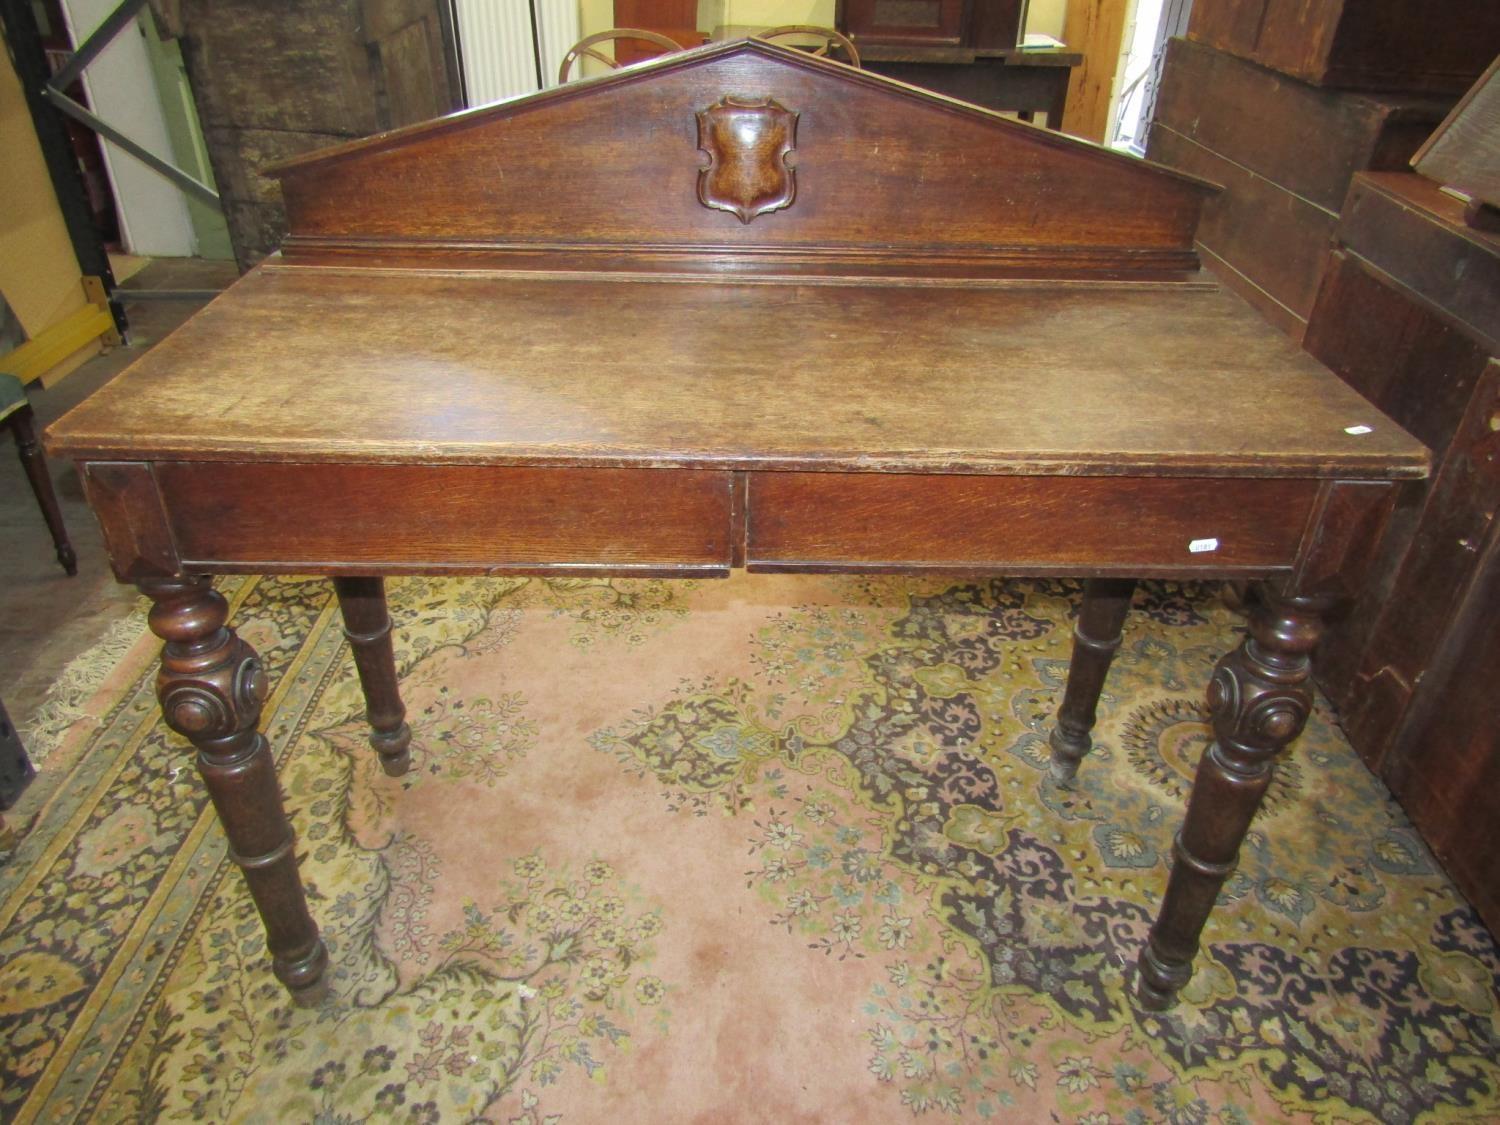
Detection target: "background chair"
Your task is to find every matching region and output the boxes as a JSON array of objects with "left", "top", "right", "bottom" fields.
[
  {"left": 754, "top": 26, "right": 861, "bottom": 68},
  {"left": 558, "top": 29, "right": 687, "bottom": 84},
  {"left": 1, "top": 373, "right": 77, "bottom": 575}
]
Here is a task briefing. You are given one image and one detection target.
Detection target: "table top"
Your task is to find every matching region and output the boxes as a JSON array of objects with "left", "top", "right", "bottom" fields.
[{"left": 47, "top": 265, "right": 1426, "bottom": 480}]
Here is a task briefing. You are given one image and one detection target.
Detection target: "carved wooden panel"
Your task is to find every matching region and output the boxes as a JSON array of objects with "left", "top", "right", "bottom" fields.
[
  {"left": 269, "top": 40, "right": 1211, "bottom": 279},
  {"left": 696, "top": 97, "right": 799, "bottom": 223}
]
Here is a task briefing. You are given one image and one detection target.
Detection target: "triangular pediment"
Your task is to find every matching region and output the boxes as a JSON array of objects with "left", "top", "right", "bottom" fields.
[{"left": 268, "top": 38, "right": 1214, "bottom": 280}]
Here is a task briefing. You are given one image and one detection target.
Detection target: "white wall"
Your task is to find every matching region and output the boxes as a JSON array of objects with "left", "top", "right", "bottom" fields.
[{"left": 60, "top": 1, "right": 195, "bottom": 256}]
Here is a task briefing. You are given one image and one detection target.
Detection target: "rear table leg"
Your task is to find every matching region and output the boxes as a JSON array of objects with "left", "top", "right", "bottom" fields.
[
  {"left": 1049, "top": 578, "right": 1136, "bottom": 782},
  {"left": 334, "top": 576, "right": 412, "bottom": 777}
]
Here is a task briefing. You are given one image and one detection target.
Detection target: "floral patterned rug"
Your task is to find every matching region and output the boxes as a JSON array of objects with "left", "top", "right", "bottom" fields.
[{"left": 1, "top": 574, "right": 1496, "bottom": 1123}]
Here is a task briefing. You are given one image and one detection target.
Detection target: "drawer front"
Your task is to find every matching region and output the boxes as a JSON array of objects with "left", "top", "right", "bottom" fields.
[
  {"left": 746, "top": 473, "right": 1321, "bottom": 575},
  {"left": 154, "top": 462, "right": 733, "bottom": 575}
]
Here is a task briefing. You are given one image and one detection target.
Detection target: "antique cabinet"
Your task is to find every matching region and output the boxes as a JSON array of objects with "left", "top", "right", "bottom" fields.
[
  {"left": 1308, "top": 172, "right": 1500, "bottom": 934},
  {"left": 837, "top": 0, "right": 1027, "bottom": 49},
  {"left": 1148, "top": 36, "right": 1449, "bottom": 339},
  {"left": 1187, "top": 0, "right": 1500, "bottom": 95}
]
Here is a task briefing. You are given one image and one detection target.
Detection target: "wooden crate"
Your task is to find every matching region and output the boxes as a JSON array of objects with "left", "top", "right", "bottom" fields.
[
  {"left": 1148, "top": 37, "right": 1449, "bottom": 337},
  {"left": 1187, "top": 0, "right": 1500, "bottom": 95},
  {"left": 1306, "top": 172, "right": 1500, "bottom": 936}
]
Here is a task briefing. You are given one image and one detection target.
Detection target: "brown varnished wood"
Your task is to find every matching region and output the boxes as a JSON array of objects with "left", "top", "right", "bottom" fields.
[
  {"left": 1186, "top": 0, "right": 1500, "bottom": 94},
  {"left": 1048, "top": 578, "right": 1136, "bottom": 781},
  {"left": 152, "top": 463, "right": 734, "bottom": 574},
  {"left": 47, "top": 272, "right": 1424, "bottom": 480},
  {"left": 1336, "top": 174, "right": 1500, "bottom": 351},
  {"left": 140, "top": 576, "right": 328, "bottom": 1004},
  {"left": 1154, "top": 37, "right": 1449, "bottom": 216},
  {"left": 1287, "top": 479, "right": 1398, "bottom": 598},
  {"left": 1137, "top": 582, "right": 1334, "bottom": 1009},
  {"left": 334, "top": 577, "right": 412, "bottom": 776},
  {"left": 265, "top": 39, "right": 1211, "bottom": 277},
  {"left": 79, "top": 461, "right": 181, "bottom": 581},
  {"left": 746, "top": 473, "right": 1320, "bottom": 574},
  {"left": 44, "top": 42, "right": 1435, "bottom": 1012}
]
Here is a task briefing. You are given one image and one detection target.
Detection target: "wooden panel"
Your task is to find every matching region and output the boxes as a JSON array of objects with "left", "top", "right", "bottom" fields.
[
  {"left": 745, "top": 473, "right": 1319, "bottom": 573},
  {"left": 1187, "top": 0, "right": 1500, "bottom": 94},
  {"left": 1337, "top": 174, "right": 1500, "bottom": 350},
  {"left": 1288, "top": 479, "right": 1397, "bottom": 598},
  {"left": 1305, "top": 251, "right": 1493, "bottom": 464},
  {"left": 153, "top": 463, "right": 734, "bottom": 573},
  {"left": 1148, "top": 125, "right": 1337, "bottom": 324},
  {"left": 1154, "top": 38, "right": 1448, "bottom": 213},
  {"left": 271, "top": 40, "right": 1209, "bottom": 272},
  {"left": 1060, "top": 0, "right": 1129, "bottom": 142},
  {"left": 1382, "top": 522, "right": 1500, "bottom": 937},
  {"left": 46, "top": 271, "right": 1427, "bottom": 481},
  {"left": 79, "top": 462, "right": 181, "bottom": 581},
  {"left": 1335, "top": 360, "right": 1500, "bottom": 769},
  {"left": 1414, "top": 57, "right": 1500, "bottom": 210}
]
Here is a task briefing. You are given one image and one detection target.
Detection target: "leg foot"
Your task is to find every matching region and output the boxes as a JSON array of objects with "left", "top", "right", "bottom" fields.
[
  {"left": 11, "top": 404, "right": 77, "bottom": 576},
  {"left": 334, "top": 577, "right": 412, "bottom": 776},
  {"left": 1049, "top": 578, "right": 1136, "bottom": 782},
  {"left": 142, "top": 575, "right": 329, "bottom": 1002},
  {"left": 1134, "top": 582, "right": 1333, "bottom": 1009}
]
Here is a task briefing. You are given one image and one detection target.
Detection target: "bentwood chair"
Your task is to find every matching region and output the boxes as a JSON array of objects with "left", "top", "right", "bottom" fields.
[
  {"left": 1, "top": 372, "right": 77, "bottom": 575},
  {"left": 558, "top": 28, "right": 687, "bottom": 84},
  {"left": 753, "top": 25, "right": 861, "bottom": 67}
]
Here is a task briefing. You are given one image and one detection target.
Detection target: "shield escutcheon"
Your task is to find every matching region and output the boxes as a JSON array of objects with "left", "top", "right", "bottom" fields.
[{"left": 695, "top": 96, "right": 799, "bottom": 224}]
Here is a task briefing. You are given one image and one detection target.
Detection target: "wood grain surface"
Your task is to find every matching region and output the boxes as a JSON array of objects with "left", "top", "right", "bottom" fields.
[
  {"left": 47, "top": 268, "right": 1425, "bottom": 479},
  {"left": 266, "top": 39, "right": 1209, "bottom": 276}
]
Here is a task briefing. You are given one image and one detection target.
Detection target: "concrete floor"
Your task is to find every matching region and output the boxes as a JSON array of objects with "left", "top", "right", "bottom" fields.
[{"left": 1, "top": 259, "right": 237, "bottom": 811}]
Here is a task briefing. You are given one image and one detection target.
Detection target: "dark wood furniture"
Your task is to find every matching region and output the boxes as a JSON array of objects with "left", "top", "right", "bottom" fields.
[
  {"left": 1306, "top": 172, "right": 1499, "bottom": 935},
  {"left": 2, "top": 372, "right": 76, "bottom": 575},
  {"left": 47, "top": 39, "right": 1427, "bottom": 1012},
  {"left": 838, "top": 0, "right": 1026, "bottom": 49},
  {"left": 1186, "top": 0, "right": 1500, "bottom": 95},
  {"left": 1148, "top": 36, "right": 1451, "bottom": 341},
  {"left": 1413, "top": 56, "right": 1500, "bottom": 233},
  {"left": 858, "top": 43, "right": 1078, "bottom": 128}
]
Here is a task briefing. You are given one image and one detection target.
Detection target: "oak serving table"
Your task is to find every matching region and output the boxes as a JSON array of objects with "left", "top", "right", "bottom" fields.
[{"left": 47, "top": 39, "right": 1427, "bottom": 1013}]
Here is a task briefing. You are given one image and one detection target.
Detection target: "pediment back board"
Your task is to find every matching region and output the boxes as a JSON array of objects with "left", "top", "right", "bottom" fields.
[{"left": 268, "top": 39, "right": 1215, "bottom": 281}]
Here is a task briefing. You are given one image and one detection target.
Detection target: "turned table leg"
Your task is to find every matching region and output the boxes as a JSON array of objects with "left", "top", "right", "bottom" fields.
[
  {"left": 1049, "top": 577, "right": 1136, "bottom": 782},
  {"left": 1136, "top": 582, "right": 1334, "bottom": 1010},
  {"left": 333, "top": 577, "right": 412, "bottom": 777},
  {"left": 9, "top": 403, "right": 77, "bottom": 576},
  {"left": 142, "top": 576, "right": 329, "bottom": 1005}
]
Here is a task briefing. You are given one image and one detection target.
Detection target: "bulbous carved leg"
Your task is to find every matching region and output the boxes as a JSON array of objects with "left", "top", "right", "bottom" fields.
[
  {"left": 1135, "top": 583, "right": 1335, "bottom": 1010},
  {"left": 1049, "top": 578, "right": 1136, "bottom": 782},
  {"left": 141, "top": 576, "right": 329, "bottom": 1005},
  {"left": 333, "top": 577, "right": 412, "bottom": 777}
]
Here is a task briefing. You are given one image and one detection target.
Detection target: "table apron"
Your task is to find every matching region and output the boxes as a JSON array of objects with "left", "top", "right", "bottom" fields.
[{"left": 82, "top": 460, "right": 1334, "bottom": 580}]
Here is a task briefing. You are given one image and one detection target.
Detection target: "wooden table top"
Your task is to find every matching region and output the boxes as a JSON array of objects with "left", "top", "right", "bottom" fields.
[{"left": 48, "top": 266, "right": 1426, "bottom": 480}]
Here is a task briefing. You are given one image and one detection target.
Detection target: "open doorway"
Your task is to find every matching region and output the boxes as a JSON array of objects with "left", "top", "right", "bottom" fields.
[{"left": 1110, "top": 0, "right": 1191, "bottom": 154}]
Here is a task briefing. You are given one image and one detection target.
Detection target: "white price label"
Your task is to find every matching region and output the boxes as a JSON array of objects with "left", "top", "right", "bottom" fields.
[
  {"left": 1188, "top": 538, "right": 1220, "bottom": 554},
  {"left": 1344, "top": 424, "right": 1374, "bottom": 435}
]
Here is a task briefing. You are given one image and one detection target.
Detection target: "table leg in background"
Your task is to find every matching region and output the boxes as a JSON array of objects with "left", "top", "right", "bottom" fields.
[
  {"left": 334, "top": 576, "right": 412, "bottom": 776},
  {"left": 1049, "top": 577, "right": 1137, "bottom": 782}
]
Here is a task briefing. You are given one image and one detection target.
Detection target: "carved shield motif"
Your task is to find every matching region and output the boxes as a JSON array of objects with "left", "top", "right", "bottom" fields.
[{"left": 696, "top": 96, "right": 799, "bottom": 224}]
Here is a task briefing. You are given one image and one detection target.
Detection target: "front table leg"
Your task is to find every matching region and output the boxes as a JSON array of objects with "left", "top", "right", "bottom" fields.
[
  {"left": 142, "top": 576, "right": 329, "bottom": 1005},
  {"left": 1136, "top": 582, "right": 1334, "bottom": 1010},
  {"left": 333, "top": 577, "right": 412, "bottom": 776},
  {"left": 1049, "top": 578, "right": 1137, "bottom": 782}
]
